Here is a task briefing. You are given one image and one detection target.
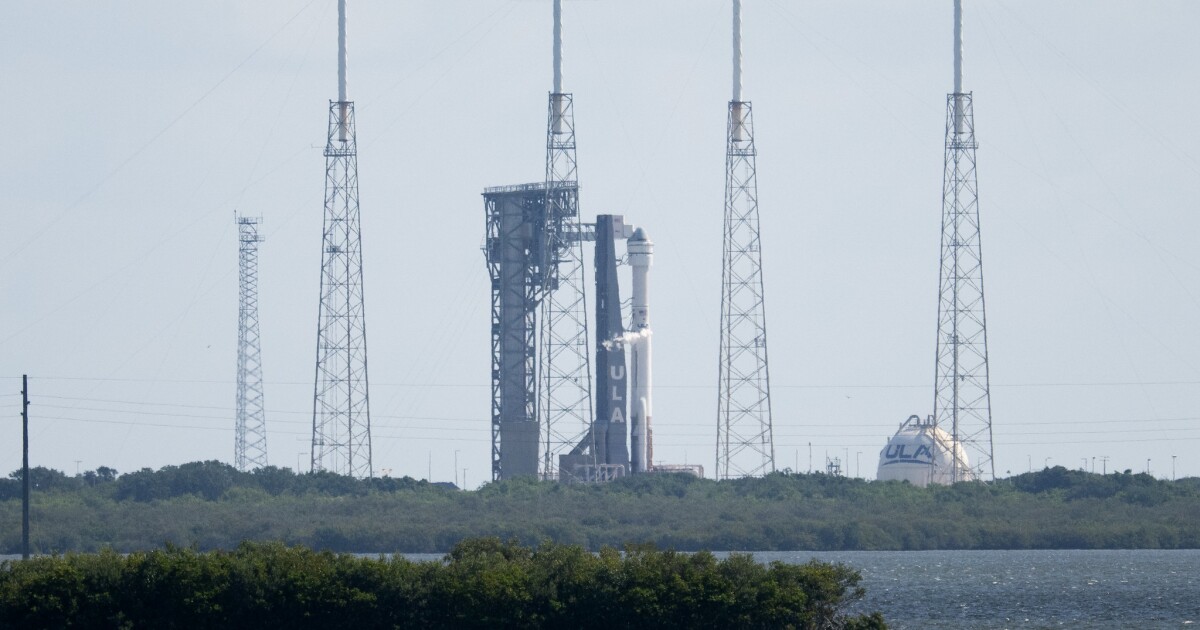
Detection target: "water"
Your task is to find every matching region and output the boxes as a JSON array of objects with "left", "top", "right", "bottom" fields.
[{"left": 764, "top": 549, "right": 1200, "bottom": 629}]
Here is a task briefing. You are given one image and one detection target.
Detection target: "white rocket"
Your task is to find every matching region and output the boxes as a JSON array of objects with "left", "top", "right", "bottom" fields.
[{"left": 627, "top": 228, "right": 653, "bottom": 473}]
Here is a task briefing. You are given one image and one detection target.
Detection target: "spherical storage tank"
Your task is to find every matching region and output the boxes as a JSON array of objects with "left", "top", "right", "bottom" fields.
[{"left": 876, "top": 415, "right": 973, "bottom": 487}]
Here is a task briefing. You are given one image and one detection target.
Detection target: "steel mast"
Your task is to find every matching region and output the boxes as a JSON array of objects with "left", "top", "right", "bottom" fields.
[
  {"left": 236, "top": 214, "right": 268, "bottom": 471},
  {"left": 312, "top": 0, "right": 372, "bottom": 477},
  {"left": 717, "top": 0, "right": 775, "bottom": 479},
  {"left": 932, "top": 0, "right": 994, "bottom": 482},
  {"left": 537, "top": 0, "right": 593, "bottom": 480}
]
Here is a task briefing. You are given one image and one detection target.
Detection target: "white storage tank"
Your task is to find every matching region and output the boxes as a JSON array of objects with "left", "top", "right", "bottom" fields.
[{"left": 876, "top": 415, "right": 974, "bottom": 487}]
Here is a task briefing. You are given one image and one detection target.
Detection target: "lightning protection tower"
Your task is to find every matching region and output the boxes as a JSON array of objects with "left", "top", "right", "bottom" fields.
[
  {"left": 932, "top": 0, "right": 994, "bottom": 482},
  {"left": 537, "top": 0, "right": 594, "bottom": 480},
  {"left": 717, "top": 0, "right": 775, "bottom": 480},
  {"left": 235, "top": 214, "right": 268, "bottom": 471},
  {"left": 312, "top": 0, "right": 372, "bottom": 478}
]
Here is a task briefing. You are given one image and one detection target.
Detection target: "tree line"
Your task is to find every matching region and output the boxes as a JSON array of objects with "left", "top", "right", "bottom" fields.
[
  {"left": 1, "top": 463, "right": 1197, "bottom": 553},
  {"left": 0, "top": 539, "right": 886, "bottom": 629}
]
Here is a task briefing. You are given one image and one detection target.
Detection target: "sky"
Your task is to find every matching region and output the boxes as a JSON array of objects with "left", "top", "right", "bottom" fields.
[{"left": 2, "top": 1, "right": 1198, "bottom": 485}]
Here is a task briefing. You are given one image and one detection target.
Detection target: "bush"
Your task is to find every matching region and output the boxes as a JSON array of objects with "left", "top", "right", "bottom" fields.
[{"left": 0, "top": 540, "right": 886, "bottom": 629}]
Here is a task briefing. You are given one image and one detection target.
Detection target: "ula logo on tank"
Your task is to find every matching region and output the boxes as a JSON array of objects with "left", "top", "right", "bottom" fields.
[{"left": 884, "top": 444, "right": 934, "bottom": 463}]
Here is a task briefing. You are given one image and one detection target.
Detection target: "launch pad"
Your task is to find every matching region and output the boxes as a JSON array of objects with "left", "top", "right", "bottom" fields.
[{"left": 483, "top": 185, "right": 692, "bottom": 482}]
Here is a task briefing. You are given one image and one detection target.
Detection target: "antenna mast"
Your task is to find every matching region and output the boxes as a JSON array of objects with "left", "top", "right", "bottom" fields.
[
  {"left": 236, "top": 214, "right": 268, "bottom": 471},
  {"left": 953, "top": 0, "right": 964, "bottom": 133},
  {"left": 313, "top": 0, "right": 373, "bottom": 478},
  {"left": 933, "top": 0, "right": 995, "bottom": 482},
  {"left": 532, "top": 0, "right": 594, "bottom": 481},
  {"left": 717, "top": 0, "right": 775, "bottom": 479}
]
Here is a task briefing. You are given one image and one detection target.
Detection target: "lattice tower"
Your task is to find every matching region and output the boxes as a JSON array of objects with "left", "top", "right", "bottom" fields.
[
  {"left": 537, "top": 0, "right": 593, "bottom": 480},
  {"left": 312, "top": 0, "right": 372, "bottom": 477},
  {"left": 717, "top": 0, "right": 775, "bottom": 479},
  {"left": 235, "top": 214, "right": 267, "bottom": 471},
  {"left": 932, "top": 0, "right": 994, "bottom": 482}
]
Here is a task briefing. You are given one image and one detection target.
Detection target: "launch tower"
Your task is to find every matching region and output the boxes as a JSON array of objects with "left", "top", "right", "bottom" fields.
[
  {"left": 484, "top": 183, "right": 560, "bottom": 479},
  {"left": 716, "top": 0, "right": 775, "bottom": 479},
  {"left": 312, "top": 0, "right": 372, "bottom": 477},
  {"left": 932, "top": 0, "right": 994, "bottom": 482},
  {"left": 235, "top": 214, "right": 267, "bottom": 471}
]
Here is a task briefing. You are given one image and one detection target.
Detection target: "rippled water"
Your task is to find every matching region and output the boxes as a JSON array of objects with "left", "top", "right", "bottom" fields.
[{"left": 765, "top": 549, "right": 1200, "bottom": 629}]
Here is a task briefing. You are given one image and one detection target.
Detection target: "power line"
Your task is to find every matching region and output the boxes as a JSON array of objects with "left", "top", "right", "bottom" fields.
[
  {"left": 12, "top": 374, "right": 1200, "bottom": 389},
  {"left": 28, "top": 415, "right": 491, "bottom": 443},
  {"left": 24, "top": 400, "right": 1200, "bottom": 442},
  {"left": 3, "top": 0, "right": 323, "bottom": 266},
  {"left": 36, "top": 409, "right": 1198, "bottom": 442},
  {"left": 33, "top": 403, "right": 486, "bottom": 426},
  {"left": 29, "top": 395, "right": 1200, "bottom": 428}
]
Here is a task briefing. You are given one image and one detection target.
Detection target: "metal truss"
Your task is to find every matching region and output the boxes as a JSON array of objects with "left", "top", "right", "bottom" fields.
[
  {"left": 235, "top": 214, "right": 267, "bottom": 471},
  {"left": 312, "top": 100, "right": 373, "bottom": 478},
  {"left": 538, "top": 92, "right": 594, "bottom": 480},
  {"left": 933, "top": 92, "right": 994, "bottom": 482},
  {"left": 716, "top": 100, "right": 775, "bottom": 480}
]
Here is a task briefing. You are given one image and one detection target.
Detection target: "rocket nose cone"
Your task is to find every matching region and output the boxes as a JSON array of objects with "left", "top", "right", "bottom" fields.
[{"left": 630, "top": 227, "right": 648, "bottom": 241}]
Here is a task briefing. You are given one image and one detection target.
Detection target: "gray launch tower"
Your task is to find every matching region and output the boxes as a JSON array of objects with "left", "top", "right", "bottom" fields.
[
  {"left": 235, "top": 214, "right": 267, "bottom": 471},
  {"left": 932, "top": 0, "right": 994, "bottom": 482},
  {"left": 484, "top": 183, "right": 564, "bottom": 479},
  {"left": 312, "top": 0, "right": 372, "bottom": 477},
  {"left": 717, "top": 0, "right": 775, "bottom": 479}
]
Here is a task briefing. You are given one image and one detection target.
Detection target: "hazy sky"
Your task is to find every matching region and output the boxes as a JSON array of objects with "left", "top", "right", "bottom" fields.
[{"left": 3, "top": 1, "right": 1198, "bottom": 485}]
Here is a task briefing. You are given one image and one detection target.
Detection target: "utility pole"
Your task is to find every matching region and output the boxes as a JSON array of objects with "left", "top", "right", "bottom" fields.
[
  {"left": 21, "top": 374, "right": 31, "bottom": 560},
  {"left": 1172, "top": 455, "right": 1176, "bottom": 481},
  {"left": 1100, "top": 455, "right": 1109, "bottom": 475},
  {"left": 857, "top": 452, "right": 862, "bottom": 478}
]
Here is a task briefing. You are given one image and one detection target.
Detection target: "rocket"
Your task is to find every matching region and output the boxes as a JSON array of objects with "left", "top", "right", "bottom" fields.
[{"left": 628, "top": 228, "right": 653, "bottom": 473}]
